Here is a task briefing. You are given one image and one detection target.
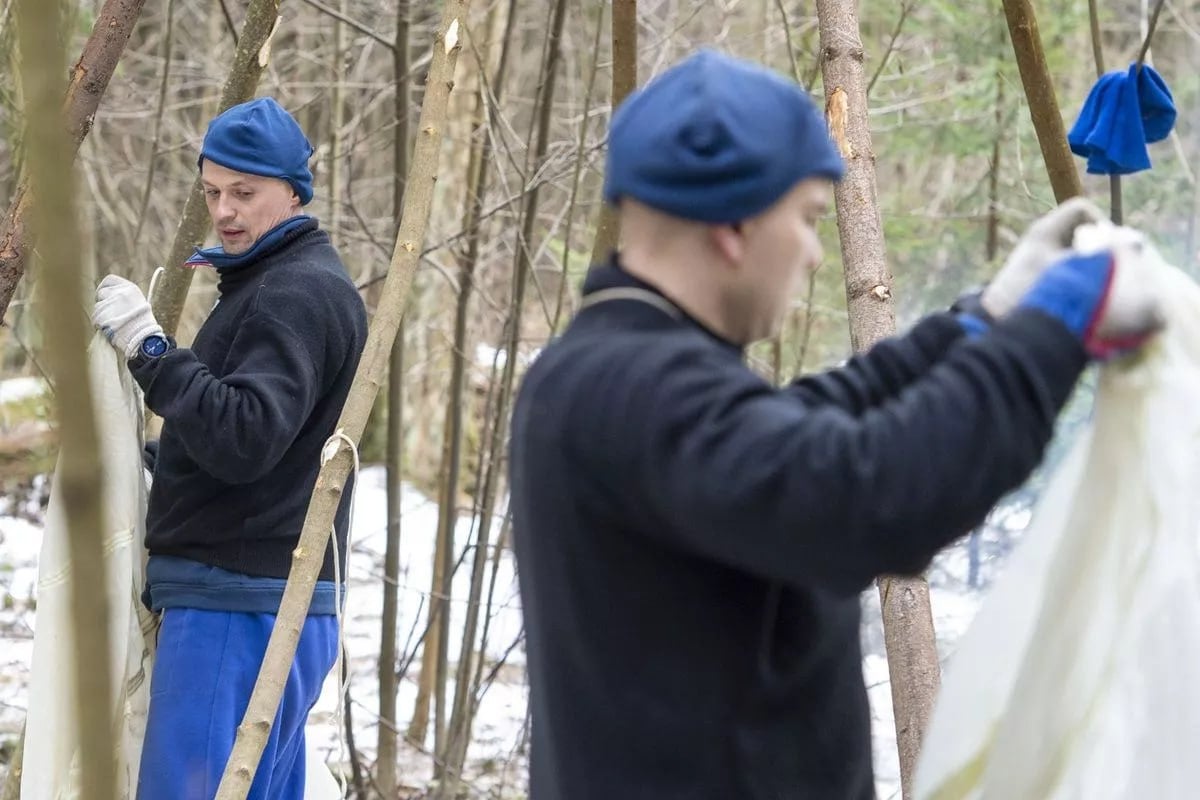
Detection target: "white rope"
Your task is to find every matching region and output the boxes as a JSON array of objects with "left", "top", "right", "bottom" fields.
[
  {"left": 322, "top": 430, "right": 360, "bottom": 800},
  {"left": 147, "top": 265, "right": 165, "bottom": 307}
]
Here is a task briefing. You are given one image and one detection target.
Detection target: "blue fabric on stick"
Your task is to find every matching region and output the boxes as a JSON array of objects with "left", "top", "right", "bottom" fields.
[
  {"left": 136, "top": 608, "right": 338, "bottom": 800},
  {"left": 1068, "top": 63, "right": 1176, "bottom": 175}
]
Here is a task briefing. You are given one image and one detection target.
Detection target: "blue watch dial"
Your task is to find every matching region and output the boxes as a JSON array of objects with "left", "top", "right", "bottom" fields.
[{"left": 141, "top": 335, "right": 169, "bottom": 358}]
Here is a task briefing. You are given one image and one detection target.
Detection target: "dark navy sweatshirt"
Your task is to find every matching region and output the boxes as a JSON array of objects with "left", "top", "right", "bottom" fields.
[
  {"left": 509, "top": 257, "right": 1088, "bottom": 799},
  {"left": 131, "top": 220, "right": 367, "bottom": 595}
]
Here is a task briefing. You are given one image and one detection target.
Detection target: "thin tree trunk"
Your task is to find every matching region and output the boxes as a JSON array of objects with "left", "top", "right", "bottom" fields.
[
  {"left": 437, "top": 0, "right": 519, "bottom": 790},
  {"left": 17, "top": 0, "right": 114, "bottom": 798},
  {"left": 0, "top": 0, "right": 147, "bottom": 323},
  {"left": 407, "top": 463, "right": 436, "bottom": 745},
  {"left": 150, "top": 0, "right": 283, "bottom": 337},
  {"left": 421, "top": 431, "right": 452, "bottom": 765},
  {"left": 341, "top": 658, "right": 367, "bottom": 800},
  {"left": 402, "top": 8, "right": 434, "bottom": 749},
  {"left": 377, "top": 0, "right": 410, "bottom": 791},
  {"left": 433, "top": 0, "right": 565, "bottom": 783},
  {"left": 327, "top": 0, "right": 346, "bottom": 244},
  {"left": 133, "top": 0, "right": 176, "bottom": 246},
  {"left": 816, "top": 2, "right": 938, "bottom": 797},
  {"left": 588, "top": 0, "right": 636, "bottom": 265},
  {"left": 986, "top": 39, "right": 1004, "bottom": 266},
  {"left": 554, "top": 0, "right": 604, "bottom": 331},
  {"left": 212, "top": 4, "right": 471, "bottom": 796},
  {"left": 1000, "top": 0, "right": 1082, "bottom": 203}
]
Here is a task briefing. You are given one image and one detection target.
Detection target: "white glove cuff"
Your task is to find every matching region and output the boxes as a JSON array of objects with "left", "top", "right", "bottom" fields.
[{"left": 123, "top": 321, "right": 166, "bottom": 360}]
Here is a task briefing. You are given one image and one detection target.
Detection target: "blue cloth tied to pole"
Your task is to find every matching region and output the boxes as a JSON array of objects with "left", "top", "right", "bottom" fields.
[{"left": 1068, "top": 63, "right": 1176, "bottom": 175}]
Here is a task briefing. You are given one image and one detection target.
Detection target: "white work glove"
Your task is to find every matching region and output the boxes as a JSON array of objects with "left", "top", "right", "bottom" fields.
[
  {"left": 981, "top": 197, "right": 1109, "bottom": 319},
  {"left": 1092, "top": 248, "right": 1166, "bottom": 351},
  {"left": 1075, "top": 223, "right": 1166, "bottom": 356},
  {"left": 1019, "top": 224, "right": 1166, "bottom": 359},
  {"left": 90, "top": 274, "right": 164, "bottom": 360}
]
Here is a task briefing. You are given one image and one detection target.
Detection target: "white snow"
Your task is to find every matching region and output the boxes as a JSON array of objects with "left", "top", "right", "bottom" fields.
[
  {"left": 0, "top": 465, "right": 1021, "bottom": 798},
  {"left": 305, "top": 466, "right": 529, "bottom": 793},
  {"left": 0, "top": 468, "right": 530, "bottom": 796}
]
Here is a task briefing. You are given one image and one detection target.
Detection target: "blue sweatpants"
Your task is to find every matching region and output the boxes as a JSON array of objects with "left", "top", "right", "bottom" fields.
[{"left": 137, "top": 608, "right": 339, "bottom": 800}]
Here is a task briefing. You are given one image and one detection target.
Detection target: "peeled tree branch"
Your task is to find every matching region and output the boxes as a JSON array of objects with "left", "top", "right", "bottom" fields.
[
  {"left": 211, "top": 3, "right": 471, "bottom": 797},
  {"left": 0, "top": 0, "right": 147, "bottom": 323}
]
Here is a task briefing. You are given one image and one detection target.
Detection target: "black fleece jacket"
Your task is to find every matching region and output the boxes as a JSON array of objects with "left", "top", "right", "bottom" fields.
[
  {"left": 132, "top": 220, "right": 367, "bottom": 581},
  {"left": 509, "top": 258, "right": 1088, "bottom": 799}
]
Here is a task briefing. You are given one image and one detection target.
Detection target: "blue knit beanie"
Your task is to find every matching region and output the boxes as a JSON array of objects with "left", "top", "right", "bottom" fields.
[
  {"left": 603, "top": 49, "right": 844, "bottom": 223},
  {"left": 199, "top": 97, "right": 315, "bottom": 205}
]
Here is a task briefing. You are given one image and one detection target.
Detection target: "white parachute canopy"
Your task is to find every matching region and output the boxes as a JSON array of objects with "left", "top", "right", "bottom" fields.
[
  {"left": 915, "top": 224, "right": 1200, "bottom": 800},
  {"left": 23, "top": 336, "right": 340, "bottom": 799}
]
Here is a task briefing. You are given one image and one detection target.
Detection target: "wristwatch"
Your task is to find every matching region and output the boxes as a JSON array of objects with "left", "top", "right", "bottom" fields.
[{"left": 132, "top": 334, "right": 174, "bottom": 366}]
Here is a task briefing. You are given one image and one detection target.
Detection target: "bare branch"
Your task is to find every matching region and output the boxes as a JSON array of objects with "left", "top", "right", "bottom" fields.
[{"left": 299, "top": 0, "right": 395, "bottom": 50}]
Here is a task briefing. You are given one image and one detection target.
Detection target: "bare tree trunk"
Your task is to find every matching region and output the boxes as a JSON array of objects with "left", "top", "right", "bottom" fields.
[
  {"left": 437, "top": 0, "right": 520, "bottom": 791},
  {"left": 407, "top": 460, "right": 436, "bottom": 745},
  {"left": 816, "top": 2, "right": 938, "bottom": 797},
  {"left": 327, "top": 0, "right": 346, "bottom": 244},
  {"left": 554, "top": 0, "right": 604, "bottom": 331},
  {"left": 0, "top": 0, "right": 147, "bottom": 323},
  {"left": 17, "top": 0, "right": 114, "bottom": 798},
  {"left": 1000, "top": 0, "right": 1082, "bottom": 203},
  {"left": 588, "top": 0, "right": 636, "bottom": 264},
  {"left": 406, "top": 437, "right": 449, "bottom": 752},
  {"left": 133, "top": 0, "right": 176, "bottom": 246},
  {"left": 377, "top": 0, "right": 411, "bottom": 792},
  {"left": 432, "top": 4, "right": 529, "bottom": 783},
  {"left": 212, "top": 3, "right": 471, "bottom": 796},
  {"left": 431, "top": 0, "right": 565, "bottom": 783},
  {"left": 340, "top": 659, "right": 368, "bottom": 800},
  {"left": 150, "top": 0, "right": 283, "bottom": 337}
]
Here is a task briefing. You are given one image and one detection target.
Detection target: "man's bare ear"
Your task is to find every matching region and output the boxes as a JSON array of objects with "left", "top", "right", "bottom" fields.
[{"left": 710, "top": 223, "right": 744, "bottom": 266}]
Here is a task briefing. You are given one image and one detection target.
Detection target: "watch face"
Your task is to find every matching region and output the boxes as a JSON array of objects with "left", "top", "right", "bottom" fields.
[{"left": 141, "top": 336, "right": 168, "bottom": 357}]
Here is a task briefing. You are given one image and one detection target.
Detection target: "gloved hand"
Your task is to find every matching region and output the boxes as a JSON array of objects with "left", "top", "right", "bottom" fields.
[
  {"left": 90, "top": 275, "right": 164, "bottom": 360},
  {"left": 981, "top": 197, "right": 1109, "bottom": 319},
  {"left": 1018, "top": 249, "right": 1165, "bottom": 358}
]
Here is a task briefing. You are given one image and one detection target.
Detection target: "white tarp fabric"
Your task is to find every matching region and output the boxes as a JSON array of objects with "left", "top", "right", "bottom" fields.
[
  {"left": 22, "top": 337, "right": 155, "bottom": 800},
  {"left": 915, "top": 224, "right": 1200, "bottom": 800},
  {"left": 23, "top": 335, "right": 340, "bottom": 800}
]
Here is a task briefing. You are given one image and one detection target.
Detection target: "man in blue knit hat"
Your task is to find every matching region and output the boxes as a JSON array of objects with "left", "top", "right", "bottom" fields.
[
  {"left": 90, "top": 97, "right": 367, "bottom": 799},
  {"left": 509, "top": 49, "right": 1163, "bottom": 799}
]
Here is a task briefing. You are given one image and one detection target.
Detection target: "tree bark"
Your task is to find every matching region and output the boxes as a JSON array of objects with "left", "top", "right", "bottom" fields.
[
  {"left": 1000, "top": 0, "right": 1083, "bottom": 203},
  {"left": 554, "top": 0, "right": 605, "bottom": 331},
  {"left": 133, "top": 0, "right": 176, "bottom": 247},
  {"left": 0, "top": 0, "right": 147, "bottom": 324},
  {"left": 17, "top": 0, "right": 114, "bottom": 797},
  {"left": 150, "top": 0, "right": 283, "bottom": 337},
  {"left": 376, "top": 1, "right": 410, "bottom": 792},
  {"left": 816, "top": 2, "right": 938, "bottom": 797},
  {"left": 327, "top": 0, "right": 346, "bottom": 243},
  {"left": 212, "top": 3, "right": 471, "bottom": 796},
  {"left": 588, "top": 0, "right": 636, "bottom": 265}
]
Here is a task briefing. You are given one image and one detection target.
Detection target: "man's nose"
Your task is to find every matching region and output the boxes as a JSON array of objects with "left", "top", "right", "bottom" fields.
[{"left": 216, "top": 196, "right": 236, "bottom": 222}]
